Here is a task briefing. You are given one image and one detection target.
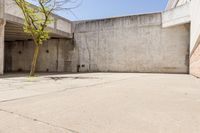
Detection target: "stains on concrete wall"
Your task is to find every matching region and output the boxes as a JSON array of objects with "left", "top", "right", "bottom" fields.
[
  {"left": 4, "top": 38, "right": 75, "bottom": 73},
  {"left": 4, "top": 13, "right": 190, "bottom": 74},
  {"left": 0, "top": 19, "right": 5, "bottom": 74},
  {"left": 74, "top": 13, "right": 190, "bottom": 73}
]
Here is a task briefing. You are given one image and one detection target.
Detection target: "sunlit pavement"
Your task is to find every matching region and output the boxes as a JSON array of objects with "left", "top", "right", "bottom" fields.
[{"left": 0, "top": 73, "right": 200, "bottom": 133}]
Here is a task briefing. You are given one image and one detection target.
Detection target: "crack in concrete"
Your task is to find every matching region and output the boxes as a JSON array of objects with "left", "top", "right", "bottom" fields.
[
  {"left": 0, "top": 76, "right": 136, "bottom": 103},
  {"left": 0, "top": 108, "right": 80, "bottom": 133},
  {"left": 0, "top": 75, "right": 142, "bottom": 132}
]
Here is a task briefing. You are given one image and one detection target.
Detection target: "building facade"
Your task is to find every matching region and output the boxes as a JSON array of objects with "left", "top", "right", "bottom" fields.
[{"left": 1, "top": 0, "right": 200, "bottom": 77}]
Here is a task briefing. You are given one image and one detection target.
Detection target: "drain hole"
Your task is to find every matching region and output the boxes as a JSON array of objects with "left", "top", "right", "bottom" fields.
[{"left": 18, "top": 68, "right": 22, "bottom": 72}]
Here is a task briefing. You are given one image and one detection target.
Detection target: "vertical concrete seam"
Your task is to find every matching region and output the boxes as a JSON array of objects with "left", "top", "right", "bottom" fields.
[{"left": 56, "top": 39, "right": 59, "bottom": 71}]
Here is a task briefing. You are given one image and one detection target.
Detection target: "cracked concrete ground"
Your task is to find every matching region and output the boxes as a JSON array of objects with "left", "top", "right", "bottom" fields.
[{"left": 0, "top": 73, "right": 200, "bottom": 133}]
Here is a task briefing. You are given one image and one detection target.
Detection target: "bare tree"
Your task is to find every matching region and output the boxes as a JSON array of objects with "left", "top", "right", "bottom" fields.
[{"left": 14, "top": 0, "right": 80, "bottom": 76}]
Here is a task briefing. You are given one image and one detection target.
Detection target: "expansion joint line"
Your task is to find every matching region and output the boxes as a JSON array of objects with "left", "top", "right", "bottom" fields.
[
  {"left": 0, "top": 75, "right": 136, "bottom": 104},
  {"left": 0, "top": 108, "right": 79, "bottom": 133}
]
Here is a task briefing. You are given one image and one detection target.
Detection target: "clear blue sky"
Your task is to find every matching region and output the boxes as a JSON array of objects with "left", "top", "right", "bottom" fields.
[{"left": 60, "top": 0, "right": 169, "bottom": 21}]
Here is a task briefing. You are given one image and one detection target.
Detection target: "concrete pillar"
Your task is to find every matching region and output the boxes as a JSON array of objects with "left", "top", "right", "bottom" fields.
[
  {"left": 0, "top": 19, "right": 5, "bottom": 74},
  {"left": 0, "top": 0, "right": 4, "bottom": 19}
]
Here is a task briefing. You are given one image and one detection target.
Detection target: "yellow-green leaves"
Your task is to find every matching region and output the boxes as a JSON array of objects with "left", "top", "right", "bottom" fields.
[{"left": 14, "top": 0, "right": 53, "bottom": 46}]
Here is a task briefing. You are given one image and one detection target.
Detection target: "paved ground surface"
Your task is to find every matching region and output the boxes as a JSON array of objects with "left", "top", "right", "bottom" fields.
[{"left": 0, "top": 73, "right": 200, "bottom": 133}]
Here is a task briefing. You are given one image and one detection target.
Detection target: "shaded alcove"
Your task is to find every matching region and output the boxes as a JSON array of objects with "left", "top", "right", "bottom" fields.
[{"left": 4, "top": 22, "right": 75, "bottom": 73}]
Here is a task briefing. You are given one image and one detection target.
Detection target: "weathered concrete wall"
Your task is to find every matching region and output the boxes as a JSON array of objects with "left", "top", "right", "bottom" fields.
[
  {"left": 0, "top": 19, "right": 5, "bottom": 74},
  {"left": 74, "top": 13, "right": 190, "bottom": 73},
  {"left": 190, "top": 0, "right": 200, "bottom": 77},
  {"left": 4, "top": 39, "right": 75, "bottom": 73}
]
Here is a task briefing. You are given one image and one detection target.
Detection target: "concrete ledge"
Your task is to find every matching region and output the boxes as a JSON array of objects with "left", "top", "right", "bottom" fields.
[
  {"left": 75, "top": 13, "right": 162, "bottom": 33},
  {"left": 166, "top": 0, "right": 179, "bottom": 10},
  {"left": 5, "top": 13, "right": 73, "bottom": 39},
  {"left": 4, "top": 0, "right": 72, "bottom": 38},
  {"left": 162, "top": 3, "right": 190, "bottom": 28}
]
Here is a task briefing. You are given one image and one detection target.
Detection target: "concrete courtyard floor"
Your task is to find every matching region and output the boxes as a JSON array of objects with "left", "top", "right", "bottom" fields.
[{"left": 0, "top": 73, "right": 200, "bottom": 133}]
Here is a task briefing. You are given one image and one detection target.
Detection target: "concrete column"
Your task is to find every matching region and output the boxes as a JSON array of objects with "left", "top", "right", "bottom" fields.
[
  {"left": 0, "top": 0, "right": 4, "bottom": 19},
  {"left": 0, "top": 19, "right": 5, "bottom": 74}
]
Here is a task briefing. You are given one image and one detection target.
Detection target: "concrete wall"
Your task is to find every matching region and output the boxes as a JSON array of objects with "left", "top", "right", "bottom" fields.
[
  {"left": 5, "top": 0, "right": 72, "bottom": 35},
  {"left": 190, "top": 0, "right": 200, "bottom": 77},
  {"left": 190, "top": 0, "right": 200, "bottom": 52},
  {"left": 4, "top": 39, "right": 75, "bottom": 73},
  {"left": 177, "top": 0, "right": 190, "bottom": 6},
  {"left": 0, "top": 0, "right": 4, "bottom": 19},
  {"left": 0, "top": 0, "right": 5, "bottom": 74},
  {"left": 166, "top": 0, "right": 190, "bottom": 10},
  {"left": 0, "top": 19, "right": 5, "bottom": 74},
  {"left": 190, "top": 42, "right": 200, "bottom": 77},
  {"left": 5, "top": 0, "right": 24, "bottom": 19},
  {"left": 162, "top": 3, "right": 190, "bottom": 28},
  {"left": 74, "top": 13, "right": 190, "bottom": 73}
]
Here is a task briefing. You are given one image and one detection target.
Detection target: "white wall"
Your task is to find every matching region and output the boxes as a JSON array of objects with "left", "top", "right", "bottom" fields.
[
  {"left": 162, "top": 3, "right": 190, "bottom": 28},
  {"left": 190, "top": 0, "right": 200, "bottom": 53},
  {"left": 177, "top": 0, "right": 190, "bottom": 6},
  {"left": 74, "top": 13, "right": 190, "bottom": 73},
  {"left": 189, "top": 0, "right": 200, "bottom": 77},
  {"left": 166, "top": 0, "right": 190, "bottom": 10}
]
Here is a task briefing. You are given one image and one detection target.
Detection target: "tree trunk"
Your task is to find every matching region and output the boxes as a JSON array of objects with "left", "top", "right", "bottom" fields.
[{"left": 30, "top": 45, "right": 40, "bottom": 76}]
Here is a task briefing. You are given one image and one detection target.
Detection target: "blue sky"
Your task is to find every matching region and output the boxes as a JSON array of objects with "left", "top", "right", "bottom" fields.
[{"left": 60, "top": 0, "right": 169, "bottom": 21}]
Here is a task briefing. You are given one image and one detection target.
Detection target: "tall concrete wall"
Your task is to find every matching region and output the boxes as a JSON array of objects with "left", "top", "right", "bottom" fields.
[
  {"left": 74, "top": 13, "right": 190, "bottom": 73},
  {"left": 190, "top": 0, "right": 200, "bottom": 77},
  {"left": 4, "top": 39, "right": 75, "bottom": 73}
]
